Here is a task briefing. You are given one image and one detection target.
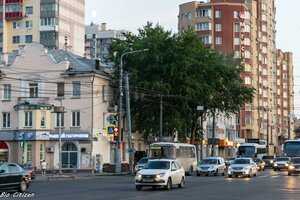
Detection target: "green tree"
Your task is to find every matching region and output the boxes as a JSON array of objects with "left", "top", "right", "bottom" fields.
[{"left": 108, "top": 22, "right": 255, "bottom": 144}]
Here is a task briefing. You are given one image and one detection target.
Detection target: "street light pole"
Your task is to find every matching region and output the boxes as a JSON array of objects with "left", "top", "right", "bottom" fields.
[{"left": 116, "top": 48, "right": 148, "bottom": 174}]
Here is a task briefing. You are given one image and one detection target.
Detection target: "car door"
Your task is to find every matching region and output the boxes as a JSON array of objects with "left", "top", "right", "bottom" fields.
[
  {"left": 219, "top": 158, "right": 225, "bottom": 173},
  {"left": 0, "top": 164, "right": 9, "bottom": 188},
  {"left": 8, "top": 164, "right": 22, "bottom": 187},
  {"left": 250, "top": 160, "right": 257, "bottom": 173},
  {"left": 170, "top": 161, "right": 180, "bottom": 184}
]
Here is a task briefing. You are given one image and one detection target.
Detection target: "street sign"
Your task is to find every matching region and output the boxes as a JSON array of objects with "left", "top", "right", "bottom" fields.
[
  {"left": 107, "top": 125, "right": 115, "bottom": 136},
  {"left": 106, "top": 114, "right": 117, "bottom": 124}
]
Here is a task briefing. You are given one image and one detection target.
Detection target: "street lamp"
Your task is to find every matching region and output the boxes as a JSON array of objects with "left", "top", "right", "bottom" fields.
[{"left": 116, "top": 47, "right": 149, "bottom": 174}]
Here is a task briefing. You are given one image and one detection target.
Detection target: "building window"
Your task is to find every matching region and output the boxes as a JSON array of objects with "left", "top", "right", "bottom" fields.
[
  {"left": 2, "top": 112, "right": 10, "bottom": 128},
  {"left": 72, "top": 82, "right": 80, "bottom": 97},
  {"left": 215, "top": 24, "right": 222, "bottom": 32},
  {"left": 29, "top": 83, "right": 38, "bottom": 98},
  {"left": 24, "top": 111, "right": 33, "bottom": 127},
  {"left": 0, "top": 20, "right": 3, "bottom": 28},
  {"left": 26, "top": 6, "right": 33, "bottom": 14},
  {"left": 40, "top": 18, "right": 58, "bottom": 26},
  {"left": 40, "top": 143, "right": 45, "bottom": 161},
  {"left": 202, "top": 35, "right": 211, "bottom": 44},
  {"left": 215, "top": 10, "right": 221, "bottom": 18},
  {"left": 56, "top": 113, "right": 64, "bottom": 127},
  {"left": 26, "top": 21, "right": 33, "bottom": 28},
  {"left": 0, "top": 33, "right": 2, "bottom": 43},
  {"left": 196, "top": 9, "right": 211, "bottom": 18},
  {"left": 245, "top": 116, "right": 252, "bottom": 124},
  {"left": 3, "top": 84, "right": 11, "bottom": 100},
  {"left": 41, "top": 111, "right": 46, "bottom": 127},
  {"left": 215, "top": 37, "right": 222, "bottom": 45},
  {"left": 57, "top": 83, "right": 65, "bottom": 97},
  {"left": 196, "top": 22, "right": 211, "bottom": 31},
  {"left": 233, "top": 11, "right": 239, "bottom": 19},
  {"left": 72, "top": 111, "right": 80, "bottom": 127},
  {"left": 245, "top": 77, "right": 251, "bottom": 85},
  {"left": 13, "top": 22, "right": 20, "bottom": 29},
  {"left": 25, "top": 35, "right": 33, "bottom": 43},
  {"left": 234, "top": 23, "right": 240, "bottom": 32},
  {"left": 234, "top": 38, "right": 240, "bottom": 45},
  {"left": 12, "top": 36, "right": 20, "bottom": 44}
]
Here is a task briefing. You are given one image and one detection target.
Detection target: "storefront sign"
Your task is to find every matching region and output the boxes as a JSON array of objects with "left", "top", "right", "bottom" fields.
[
  {"left": 0, "top": 132, "right": 14, "bottom": 140},
  {"left": 15, "top": 132, "right": 36, "bottom": 141},
  {"left": 36, "top": 132, "right": 50, "bottom": 140},
  {"left": 49, "top": 132, "right": 89, "bottom": 140}
]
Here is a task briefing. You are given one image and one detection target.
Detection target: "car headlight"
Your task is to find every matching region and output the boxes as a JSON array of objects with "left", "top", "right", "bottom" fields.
[
  {"left": 136, "top": 173, "right": 142, "bottom": 180},
  {"left": 285, "top": 163, "right": 289, "bottom": 167},
  {"left": 289, "top": 165, "right": 295, "bottom": 170},
  {"left": 228, "top": 166, "right": 232, "bottom": 170},
  {"left": 273, "top": 163, "right": 278, "bottom": 167},
  {"left": 155, "top": 173, "right": 165, "bottom": 179},
  {"left": 270, "top": 160, "right": 274, "bottom": 164}
]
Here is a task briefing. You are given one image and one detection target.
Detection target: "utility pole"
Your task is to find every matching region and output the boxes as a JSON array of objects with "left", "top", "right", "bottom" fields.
[
  {"left": 159, "top": 94, "right": 163, "bottom": 142},
  {"left": 124, "top": 73, "right": 133, "bottom": 174},
  {"left": 211, "top": 111, "right": 216, "bottom": 157}
]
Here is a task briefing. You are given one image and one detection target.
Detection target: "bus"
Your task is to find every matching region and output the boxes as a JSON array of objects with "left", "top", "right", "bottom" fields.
[
  {"left": 149, "top": 142, "right": 197, "bottom": 175},
  {"left": 283, "top": 139, "right": 300, "bottom": 157},
  {"left": 237, "top": 143, "right": 267, "bottom": 159}
]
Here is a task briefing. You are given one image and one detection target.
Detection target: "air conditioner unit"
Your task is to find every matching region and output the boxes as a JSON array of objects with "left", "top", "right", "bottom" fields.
[{"left": 47, "top": 147, "right": 55, "bottom": 153}]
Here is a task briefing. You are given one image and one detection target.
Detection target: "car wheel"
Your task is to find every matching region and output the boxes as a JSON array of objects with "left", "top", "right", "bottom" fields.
[
  {"left": 178, "top": 177, "right": 184, "bottom": 188},
  {"left": 228, "top": 175, "right": 232, "bottom": 178},
  {"left": 254, "top": 171, "right": 257, "bottom": 177},
  {"left": 136, "top": 185, "right": 142, "bottom": 191},
  {"left": 19, "top": 180, "right": 27, "bottom": 192},
  {"left": 274, "top": 169, "right": 276, "bottom": 171},
  {"left": 205, "top": 174, "right": 208, "bottom": 176},
  {"left": 196, "top": 173, "right": 200, "bottom": 177},
  {"left": 165, "top": 178, "right": 172, "bottom": 190},
  {"left": 187, "top": 166, "right": 193, "bottom": 176},
  {"left": 288, "top": 172, "right": 291, "bottom": 176},
  {"left": 278, "top": 169, "right": 280, "bottom": 171},
  {"left": 235, "top": 175, "right": 239, "bottom": 178},
  {"left": 248, "top": 170, "right": 252, "bottom": 178},
  {"left": 214, "top": 169, "right": 218, "bottom": 176}
]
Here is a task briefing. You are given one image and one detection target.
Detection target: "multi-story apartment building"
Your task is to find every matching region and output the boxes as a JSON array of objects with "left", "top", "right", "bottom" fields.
[
  {"left": 0, "top": 43, "right": 121, "bottom": 170},
  {"left": 0, "top": 0, "right": 85, "bottom": 56},
  {"left": 85, "top": 23, "right": 126, "bottom": 60},
  {"left": 179, "top": 0, "right": 294, "bottom": 155}
]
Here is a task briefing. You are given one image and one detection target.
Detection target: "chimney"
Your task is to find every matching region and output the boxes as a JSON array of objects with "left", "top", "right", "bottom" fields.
[
  {"left": 101, "top": 23, "right": 107, "bottom": 31},
  {"left": 95, "top": 59, "right": 100, "bottom": 70}
]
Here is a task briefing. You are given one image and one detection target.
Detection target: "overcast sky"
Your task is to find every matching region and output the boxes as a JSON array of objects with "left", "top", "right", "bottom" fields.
[{"left": 85, "top": 0, "right": 300, "bottom": 117}]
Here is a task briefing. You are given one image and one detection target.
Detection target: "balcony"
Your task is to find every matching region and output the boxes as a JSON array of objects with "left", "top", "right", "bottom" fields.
[
  {"left": 5, "top": 12, "right": 23, "bottom": 21},
  {"left": 17, "top": 97, "right": 49, "bottom": 105},
  {"left": 5, "top": 0, "right": 23, "bottom": 3}
]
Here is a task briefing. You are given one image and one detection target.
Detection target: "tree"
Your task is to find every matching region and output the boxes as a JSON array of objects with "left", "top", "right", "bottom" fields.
[{"left": 108, "top": 22, "right": 255, "bottom": 143}]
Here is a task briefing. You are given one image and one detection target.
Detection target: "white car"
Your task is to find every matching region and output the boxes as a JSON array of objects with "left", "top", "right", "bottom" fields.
[
  {"left": 227, "top": 157, "right": 258, "bottom": 178},
  {"left": 135, "top": 159, "right": 185, "bottom": 191},
  {"left": 196, "top": 157, "right": 226, "bottom": 176},
  {"left": 273, "top": 157, "right": 291, "bottom": 171}
]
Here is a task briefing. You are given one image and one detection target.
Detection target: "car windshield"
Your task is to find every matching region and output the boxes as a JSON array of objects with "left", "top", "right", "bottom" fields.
[
  {"left": 143, "top": 161, "right": 170, "bottom": 169},
  {"left": 200, "top": 159, "right": 217, "bottom": 164},
  {"left": 275, "top": 157, "right": 290, "bottom": 161},
  {"left": 262, "top": 156, "right": 274, "bottom": 159},
  {"left": 228, "top": 158, "right": 235, "bottom": 161},
  {"left": 291, "top": 158, "right": 300, "bottom": 163},
  {"left": 138, "top": 158, "right": 148, "bottom": 164},
  {"left": 233, "top": 159, "right": 250, "bottom": 164},
  {"left": 254, "top": 159, "right": 261, "bottom": 163}
]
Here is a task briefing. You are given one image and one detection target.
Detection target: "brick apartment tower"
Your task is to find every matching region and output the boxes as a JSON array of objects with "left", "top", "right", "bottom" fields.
[
  {"left": 179, "top": 0, "right": 294, "bottom": 154},
  {"left": 0, "top": 0, "right": 85, "bottom": 56}
]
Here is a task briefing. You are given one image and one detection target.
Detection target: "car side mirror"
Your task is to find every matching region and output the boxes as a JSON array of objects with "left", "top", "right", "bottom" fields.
[{"left": 171, "top": 168, "right": 177, "bottom": 171}]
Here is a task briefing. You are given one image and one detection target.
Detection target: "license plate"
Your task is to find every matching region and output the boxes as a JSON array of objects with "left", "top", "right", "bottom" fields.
[{"left": 143, "top": 178, "right": 153, "bottom": 182}]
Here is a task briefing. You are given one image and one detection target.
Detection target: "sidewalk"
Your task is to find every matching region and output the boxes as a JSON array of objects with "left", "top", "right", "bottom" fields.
[{"left": 34, "top": 172, "right": 133, "bottom": 181}]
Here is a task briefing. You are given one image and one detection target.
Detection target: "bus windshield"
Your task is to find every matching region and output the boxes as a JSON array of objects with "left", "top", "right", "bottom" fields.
[
  {"left": 284, "top": 142, "right": 300, "bottom": 157},
  {"left": 237, "top": 146, "right": 255, "bottom": 158},
  {"left": 149, "top": 145, "right": 176, "bottom": 159}
]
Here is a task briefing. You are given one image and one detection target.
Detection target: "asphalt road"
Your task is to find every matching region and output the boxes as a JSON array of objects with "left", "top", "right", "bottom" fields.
[{"left": 4, "top": 169, "right": 300, "bottom": 200}]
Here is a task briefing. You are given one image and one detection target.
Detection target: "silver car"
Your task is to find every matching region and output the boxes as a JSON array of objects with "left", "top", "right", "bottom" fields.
[
  {"left": 227, "top": 157, "right": 258, "bottom": 178},
  {"left": 134, "top": 157, "right": 148, "bottom": 174},
  {"left": 196, "top": 157, "right": 226, "bottom": 176}
]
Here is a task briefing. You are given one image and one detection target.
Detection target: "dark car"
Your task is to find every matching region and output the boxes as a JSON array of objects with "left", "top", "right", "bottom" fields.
[
  {"left": 19, "top": 163, "right": 36, "bottom": 180},
  {"left": 0, "top": 162, "right": 31, "bottom": 192},
  {"left": 254, "top": 158, "right": 265, "bottom": 171},
  {"left": 288, "top": 157, "right": 300, "bottom": 176},
  {"left": 262, "top": 155, "right": 275, "bottom": 167}
]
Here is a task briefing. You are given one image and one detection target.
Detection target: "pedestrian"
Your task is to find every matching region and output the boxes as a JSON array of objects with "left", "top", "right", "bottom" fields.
[{"left": 41, "top": 160, "right": 47, "bottom": 176}]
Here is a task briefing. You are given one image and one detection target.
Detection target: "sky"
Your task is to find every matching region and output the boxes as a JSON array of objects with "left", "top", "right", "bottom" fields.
[{"left": 85, "top": 0, "right": 300, "bottom": 117}]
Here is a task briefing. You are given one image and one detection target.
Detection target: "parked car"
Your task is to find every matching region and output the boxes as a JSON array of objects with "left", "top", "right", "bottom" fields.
[
  {"left": 273, "top": 157, "right": 291, "bottom": 171},
  {"left": 0, "top": 162, "right": 31, "bottom": 192},
  {"left": 196, "top": 157, "right": 226, "bottom": 176},
  {"left": 135, "top": 159, "right": 185, "bottom": 191},
  {"left": 254, "top": 158, "right": 265, "bottom": 171},
  {"left": 227, "top": 158, "right": 258, "bottom": 178},
  {"left": 134, "top": 157, "right": 148, "bottom": 175},
  {"left": 262, "top": 155, "right": 275, "bottom": 167},
  {"left": 225, "top": 158, "right": 235, "bottom": 167},
  {"left": 287, "top": 157, "right": 300, "bottom": 176},
  {"left": 19, "top": 163, "right": 36, "bottom": 180}
]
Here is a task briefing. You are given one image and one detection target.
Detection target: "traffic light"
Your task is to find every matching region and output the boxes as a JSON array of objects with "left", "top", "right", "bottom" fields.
[{"left": 114, "top": 127, "right": 119, "bottom": 142}]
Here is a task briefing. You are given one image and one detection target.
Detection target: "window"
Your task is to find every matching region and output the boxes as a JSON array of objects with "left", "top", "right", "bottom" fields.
[
  {"left": 25, "top": 35, "right": 33, "bottom": 43},
  {"left": 245, "top": 116, "right": 252, "bottom": 124},
  {"left": 3, "top": 84, "right": 11, "bottom": 100},
  {"left": 41, "top": 3, "right": 58, "bottom": 11},
  {"left": 41, "top": 111, "right": 46, "bottom": 127},
  {"left": 24, "top": 111, "right": 33, "bottom": 127},
  {"left": 215, "top": 24, "right": 222, "bottom": 32},
  {"left": 234, "top": 23, "right": 240, "bottom": 32},
  {"left": 215, "top": 10, "right": 221, "bottom": 18},
  {"left": 56, "top": 113, "right": 64, "bottom": 127},
  {"left": 57, "top": 83, "right": 65, "bottom": 97},
  {"left": 40, "top": 18, "right": 58, "bottom": 26},
  {"left": 13, "top": 22, "right": 20, "bottom": 29},
  {"left": 72, "top": 111, "right": 80, "bottom": 127},
  {"left": 0, "top": 33, "right": 2, "bottom": 43},
  {"left": 26, "top": 6, "right": 33, "bottom": 14},
  {"left": 233, "top": 11, "right": 239, "bottom": 19},
  {"left": 29, "top": 83, "right": 38, "bottom": 98},
  {"left": 196, "top": 22, "right": 211, "bottom": 31},
  {"left": 215, "top": 37, "right": 222, "bottom": 45},
  {"left": 196, "top": 9, "right": 211, "bottom": 17},
  {"left": 202, "top": 35, "right": 211, "bottom": 44},
  {"left": 72, "top": 82, "right": 80, "bottom": 97},
  {"left": 2, "top": 112, "right": 10, "bottom": 128},
  {"left": 26, "top": 21, "right": 33, "bottom": 28},
  {"left": 0, "top": 20, "right": 3, "bottom": 28},
  {"left": 234, "top": 38, "right": 240, "bottom": 45},
  {"left": 245, "top": 77, "right": 251, "bottom": 85},
  {"left": 12, "top": 36, "right": 20, "bottom": 44}
]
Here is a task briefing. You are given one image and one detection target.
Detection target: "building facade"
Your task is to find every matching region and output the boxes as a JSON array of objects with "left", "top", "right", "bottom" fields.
[
  {"left": 85, "top": 23, "right": 126, "bottom": 60},
  {"left": 178, "top": 0, "right": 294, "bottom": 155},
  {"left": 0, "top": 0, "right": 85, "bottom": 56}
]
